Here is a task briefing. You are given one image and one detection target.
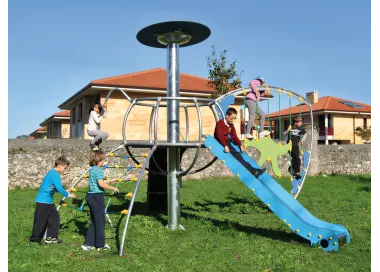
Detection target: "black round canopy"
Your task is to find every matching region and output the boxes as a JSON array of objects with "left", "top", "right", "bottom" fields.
[{"left": 136, "top": 21, "right": 211, "bottom": 48}]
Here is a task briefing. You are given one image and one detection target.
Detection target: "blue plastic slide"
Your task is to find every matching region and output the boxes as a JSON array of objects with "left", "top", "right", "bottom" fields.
[{"left": 205, "top": 135, "right": 350, "bottom": 251}]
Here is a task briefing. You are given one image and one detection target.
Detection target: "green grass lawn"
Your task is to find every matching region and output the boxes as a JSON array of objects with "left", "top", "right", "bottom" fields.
[{"left": 9, "top": 174, "right": 370, "bottom": 272}]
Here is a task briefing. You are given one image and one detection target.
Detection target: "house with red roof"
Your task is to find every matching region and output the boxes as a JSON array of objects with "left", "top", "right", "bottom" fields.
[
  {"left": 29, "top": 127, "right": 47, "bottom": 139},
  {"left": 40, "top": 110, "right": 71, "bottom": 139},
  {"left": 58, "top": 68, "right": 252, "bottom": 141},
  {"left": 269, "top": 91, "right": 371, "bottom": 144}
]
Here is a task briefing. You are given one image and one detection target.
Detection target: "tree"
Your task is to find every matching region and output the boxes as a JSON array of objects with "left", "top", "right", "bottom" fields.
[
  {"left": 354, "top": 126, "right": 371, "bottom": 143},
  {"left": 206, "top": 45, "right": 243, "bottom": 98}
]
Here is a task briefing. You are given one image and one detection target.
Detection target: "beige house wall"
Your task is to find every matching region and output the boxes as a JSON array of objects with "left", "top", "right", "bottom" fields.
[
  {"left": 45, "top": 119, "right": 70, "bottom": 139},
  {"left": 332, "top": 114, "right": 371, "bottom": 144},
  {"left": 61, "top": 120, "right": 71, "bottom": 139}
]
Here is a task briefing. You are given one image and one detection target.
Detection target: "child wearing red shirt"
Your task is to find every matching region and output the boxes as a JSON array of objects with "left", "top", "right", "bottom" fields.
[{"left": 214, "top": 108, "right": 266, "bottom": 178}]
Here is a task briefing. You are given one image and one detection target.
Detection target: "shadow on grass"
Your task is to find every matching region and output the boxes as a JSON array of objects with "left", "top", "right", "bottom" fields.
[
  {"left": 61, "top": 198, "right": 308, "bottom": 250},
  {"left": 358, "top": 186, "right": 371, "bottom": 192},
  {"left": 180, "top": 198, "right": 307, "bottom": 245},
  {"left": 181, "top": 210, "right": 307, "bottom": 245},
  {"left": 346, "top": 175, "right": 371, "bottom": 184},
  {"left": 184, "top": 197, "right": 269, "bottom": 213}
]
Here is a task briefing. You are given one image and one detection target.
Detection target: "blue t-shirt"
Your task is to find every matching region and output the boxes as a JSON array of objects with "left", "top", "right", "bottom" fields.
[
  {"left": 35, "top": 169, "right": 70, "bottom": 204},
  {"left": 88, "top": 166, "right": 105, "bottom": 194}
]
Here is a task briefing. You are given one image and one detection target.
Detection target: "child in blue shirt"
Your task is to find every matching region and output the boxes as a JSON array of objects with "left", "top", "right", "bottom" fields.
[
  {"left": 29, "top": 156, "right": 76, "bottom": 244},
  {"left": 82, "top": 150, "right": 119, "bottom": 251}
]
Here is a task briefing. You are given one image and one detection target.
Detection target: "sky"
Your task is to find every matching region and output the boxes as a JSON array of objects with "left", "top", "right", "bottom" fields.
[{"left": 8, "top": 0, "right": 371, "bottom": 138}]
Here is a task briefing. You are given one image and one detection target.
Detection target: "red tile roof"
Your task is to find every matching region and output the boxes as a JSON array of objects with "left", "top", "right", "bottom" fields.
[
  {"left": 269, "top": 96, "right": 371, "bottom": 118},
  {"left": 91, "top": 68, "right": 216, "bottom": 93},
  {"left": 37, "top": 127, "right": 47, "bottom": 131},
  {"left": 53, "top": 110, "right": 70, "bottom": 117}
]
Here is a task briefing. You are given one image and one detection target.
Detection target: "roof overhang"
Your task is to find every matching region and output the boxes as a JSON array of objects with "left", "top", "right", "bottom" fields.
[
  {"left": 29, "top": 130, "right": 47, "bottom": 136},
  {"left": 269, "top": 110, "right": 371, "bottom": 120},
  {"left": 59, "top": 85, "right": 215, "bottom": 110},
  {"left": 40, "top": 116, "right": 70, "bottom": 126}
]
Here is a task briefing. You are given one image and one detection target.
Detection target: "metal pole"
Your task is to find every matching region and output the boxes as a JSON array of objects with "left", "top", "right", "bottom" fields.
[{"left": 166, "top": 42, "right": 182, "bottom": 230}]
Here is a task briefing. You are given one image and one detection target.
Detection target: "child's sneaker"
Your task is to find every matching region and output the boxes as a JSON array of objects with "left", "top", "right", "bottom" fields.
[
  {"left": 251, "top": 168, "right": 266, "bottom": 178},
  {"left": 90, "top": 143, "right": 99, "bottom": 151},
  {"left": 45, "top": 237, "right": 63, "bottom": 244},
  {"left": 293, "top": 173, "right": 302, "bottom": 180},
  {"left": 97, "top": 243, "right": 111, "bottom": 251},
  {"left": 245, "top": 134, "right": 254, "bottom": 140},
  {"left": 82, "top": 244, "right": 96, "bottom": 251},
  {"left": 259, "top": 131, "right": 270, "bottom": 139}
]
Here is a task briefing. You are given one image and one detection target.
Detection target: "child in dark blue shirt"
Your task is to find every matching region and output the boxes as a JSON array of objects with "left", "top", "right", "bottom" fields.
[{"left": 29, "top": 156, "right": 76, "bottom": 244}]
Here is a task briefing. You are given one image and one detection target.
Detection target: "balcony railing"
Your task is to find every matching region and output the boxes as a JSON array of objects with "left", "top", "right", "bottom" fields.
[{"left": 319, "top": 126, "right": 334, "bottom": 136}]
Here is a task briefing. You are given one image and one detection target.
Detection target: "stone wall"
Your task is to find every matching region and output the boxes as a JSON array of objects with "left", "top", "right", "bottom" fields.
[
  {"left": 317, "top": 144, "right": 371, "bottom": 175},
  {"left": 8, "top": 139, "right": 371, "bottom": 189}
]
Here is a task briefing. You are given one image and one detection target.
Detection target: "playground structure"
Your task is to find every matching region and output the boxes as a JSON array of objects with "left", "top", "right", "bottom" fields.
[{"left": 59, "top": 21, "right": 350, "bottom": 256}]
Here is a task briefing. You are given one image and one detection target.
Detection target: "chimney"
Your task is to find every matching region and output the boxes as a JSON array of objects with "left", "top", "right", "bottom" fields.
[{"left": 306, "top": 91, "right": 318, "bottom": 104}]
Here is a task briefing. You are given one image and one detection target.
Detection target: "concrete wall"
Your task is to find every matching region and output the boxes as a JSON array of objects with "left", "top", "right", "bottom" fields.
[{"left": 8, "top": 137, "right": 371, "bottom": 189}]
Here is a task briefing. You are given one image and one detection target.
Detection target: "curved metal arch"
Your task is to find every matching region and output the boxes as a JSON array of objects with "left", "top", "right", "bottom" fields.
[
  {"left": 104, "top": 88, "right": 132, "bottom": 103},
  {"left": 213, "top": 85, "right": 314, "bottom": 198},
  {"left": 122, "top": 97, "right": 168, "bottom": 175},
  {"left": 180, "top": 101, "right": 222, "bottom": 176}
]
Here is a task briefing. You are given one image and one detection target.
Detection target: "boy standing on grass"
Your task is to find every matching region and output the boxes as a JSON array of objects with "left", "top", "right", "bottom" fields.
[
  {"left": 214, "top": 107, "right": 266, "bottom": 178},
  {"left": 82, "top": 150, "right": 119, "bottom": 251},
  {"left": 283, "top": 116, "right": 307, "bottom": 179},
  {"left": 29, "top": 156, "right": 76, "bottom": 245}
]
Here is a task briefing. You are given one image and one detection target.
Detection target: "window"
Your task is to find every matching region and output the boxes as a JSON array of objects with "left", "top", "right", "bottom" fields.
[
  {"left": 363, "top": 118, "right": 367, "bottom": 128},
  {"left": 338, "top": 100, "right": 364, "bottom": 108},
  {"left": 78, "top": 103, "right": 83, "bottom": 121},
  {"left": 328, "top": 114, "right": 332, "bottom": 127}
]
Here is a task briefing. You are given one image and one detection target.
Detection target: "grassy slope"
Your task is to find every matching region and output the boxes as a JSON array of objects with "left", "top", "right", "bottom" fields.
[{"left": 8, "top": 175, "right": 370, "bottom": 272}]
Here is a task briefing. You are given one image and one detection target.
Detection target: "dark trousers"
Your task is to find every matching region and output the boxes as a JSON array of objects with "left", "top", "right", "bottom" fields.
[
  {"left": 30, "top": 203, "right": 60, "bottom": 242},
  {"left": 227, "top": 141, "right": 259, "bottom": 173},
  {"left": 290, "top": 144, "right": 301, "bottom": 174},
  {"left": 84, "top": 193, "right": 106, "bottom": 248}
]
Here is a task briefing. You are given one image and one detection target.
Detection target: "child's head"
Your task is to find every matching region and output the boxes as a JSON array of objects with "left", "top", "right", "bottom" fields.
[
  {"left": 55, "top": 156, "right": 70, "bottom": 174},
  {"left": 225, "top": 108, "right": 237, "bottom": 124},
  {"left": 89, "top": 150, "right": 106, "bottom": 167},
  {"left": 292, "top": 116, "right": 303, "bottom": 127},
  {"left": 255, "top": 76, "right": 265, "bottom": 85},
  {"left": 89, "top": 101, "right": 103, "bottom": 114}
]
